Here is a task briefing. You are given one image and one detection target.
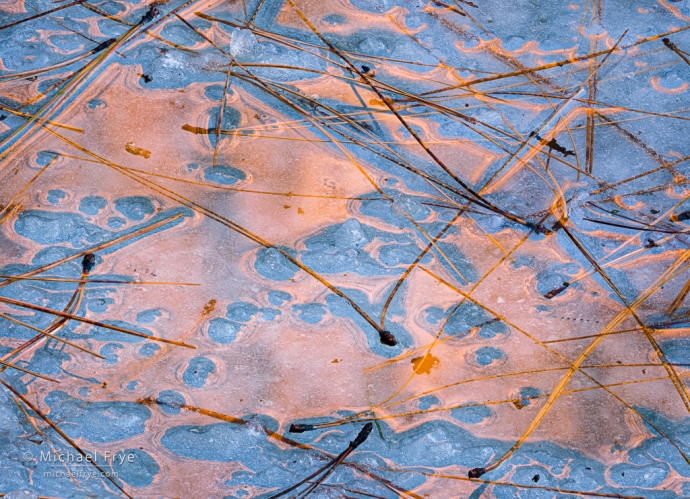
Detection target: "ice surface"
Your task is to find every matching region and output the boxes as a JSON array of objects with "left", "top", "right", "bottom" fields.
[{"left": 2, "top": 0, "right": 690, "bottom": 497}]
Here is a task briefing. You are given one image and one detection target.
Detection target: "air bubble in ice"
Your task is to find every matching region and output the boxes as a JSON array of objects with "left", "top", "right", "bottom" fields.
[{"left": 230, "top": 29, "right": 260, "bottom": 58}]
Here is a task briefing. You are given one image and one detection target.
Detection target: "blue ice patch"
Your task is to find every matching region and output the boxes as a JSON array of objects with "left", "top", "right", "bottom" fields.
[
  {"left": 226, "top": 302, "right": 259, "bottom": 322},
  {"left": 254, "top": 247, "right": 299, "bottom": 281},
  {"left": 203, "top": 165, "right": 246, "bottom": 185},
  {"left": 473, "top": 347, "right": 506, "bottom": 366},
  {"left": 207, "top": 318, "right": 241, "bottom": 344},
  {"left": 292, "top": 303, "right": 327, "bottom": 324},
  {"left": 44, "top": 391, "right": 151, "bottom": 443},
  {"left": 183, "top": 357, "right": 216, "bottom": 387},
  {"left": 46, "top": 189, "right": 66, "bottom": 204},
  {"left": 451, "top": 404, "right": 493, "bottom": 424},
  {"left": 78, "top": 196, "right": 107, "bottom": 215},
  {"left": 156, "top": 390, "right": 186, "bottom": 414},
  {"left": 136, "top": 309, "right": 162, "bottom": 323},
  {"left": 138, "top": 343, "right": 160, "bottom": 357},
  {"left": 110, "top": 449, "right": 160, "bottom": 487},
  {"left": 114, "top": 196, "right": 155, "bottom": 221},
  {"left": 15, "top": 210, "right": 110, "bottom": 247}
]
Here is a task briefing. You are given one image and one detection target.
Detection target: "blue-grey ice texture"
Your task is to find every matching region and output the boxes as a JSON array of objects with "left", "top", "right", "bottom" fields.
[{"left": 2, "top": 0, "right": 690, "bottom": 497}]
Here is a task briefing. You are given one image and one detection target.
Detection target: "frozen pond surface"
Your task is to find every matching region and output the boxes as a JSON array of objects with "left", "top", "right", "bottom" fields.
[{"left": 1, "top": 0, "right": 690, "bottom": 497}]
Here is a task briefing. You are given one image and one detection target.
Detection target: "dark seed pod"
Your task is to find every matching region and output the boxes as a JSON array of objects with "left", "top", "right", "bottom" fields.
[
  {"left": 671, "top": 210, "right": 690, "bottom": 222},
  {"left": 351, "top": 422, "right": 373, "bottom": 448},
  {"left": 289, "top": 423, "right": 314, "bottom": 433},
  {"left": 527, "top": 222, "right": 552, "bottom": 235},
  {"left": 468, "top": 467, "right": 486, "bottom": 479},
  {"left": 94, "top": 38, "right": 116, "bottom": 53},
  {"left": 82, "top": 253, "right": 96, "bottom": 274},
  {"left": 141, "top": 5, "right": 159, "bottom": 23},
  {"left": 544, "top": 282, "right": 569, "bottom": 299},
  {"left": 379, "top": 330, "right": 397, "bottom": 346},
  {"left": 360, "top": 65, "right": 375, "bottom": 78}
]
